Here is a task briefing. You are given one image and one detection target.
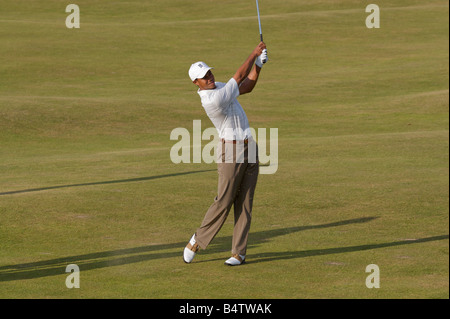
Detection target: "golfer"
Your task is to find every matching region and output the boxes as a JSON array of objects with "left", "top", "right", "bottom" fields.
[{"left": 184, "top": 42, "right": 268, "bottom": 266}]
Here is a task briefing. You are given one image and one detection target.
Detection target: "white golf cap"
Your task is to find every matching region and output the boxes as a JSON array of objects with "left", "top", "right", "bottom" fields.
[{"left": 189, "top": 61, "right": 214, "bottom": 82}]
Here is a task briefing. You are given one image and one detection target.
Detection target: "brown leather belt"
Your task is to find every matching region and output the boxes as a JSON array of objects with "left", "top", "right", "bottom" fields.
[{"left": 221, "top": 138, "right": 249, "bottom": 144}]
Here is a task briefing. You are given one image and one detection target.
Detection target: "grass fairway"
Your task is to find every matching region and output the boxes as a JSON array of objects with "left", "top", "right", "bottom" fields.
[{"left": 0, "top": 0, "right": 448, "bottom": 299}]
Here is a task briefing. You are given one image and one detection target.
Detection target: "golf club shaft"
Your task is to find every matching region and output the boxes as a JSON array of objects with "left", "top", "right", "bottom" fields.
[
  {"left": 256, "top": 0, "right": 263, "bottom": 41},
  {"left": 255, "top": 0, "right": 266, "bottom": 62}
]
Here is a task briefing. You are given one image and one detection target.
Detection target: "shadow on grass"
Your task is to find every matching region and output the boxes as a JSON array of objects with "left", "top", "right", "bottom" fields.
[
  {"left": 0, "top": 216, "right": 448, "bottom": 281},
  {"left": 0, "top": 169, "right": 216, "bottom": 196},
  {"left": 247, "top": 234, "right": 449, "bottom": 265}
]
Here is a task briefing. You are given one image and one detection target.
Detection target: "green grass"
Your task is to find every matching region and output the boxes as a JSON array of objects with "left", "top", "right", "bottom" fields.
[{"left": 0, "top": 0, "right": 448, "bottom": 298}]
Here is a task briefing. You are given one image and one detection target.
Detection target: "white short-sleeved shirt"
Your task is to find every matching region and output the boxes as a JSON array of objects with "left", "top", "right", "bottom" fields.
[{"left": 197, "top": 78, "right": 251, "bottom": 141}]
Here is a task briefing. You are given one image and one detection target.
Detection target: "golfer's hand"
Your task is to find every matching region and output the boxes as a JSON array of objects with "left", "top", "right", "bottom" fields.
[
  {"left": 253, "top": 42, "right": 266, "bottom": 57},
  {"left": 255, "top": 49, "right": 268, "bottom": 68}
]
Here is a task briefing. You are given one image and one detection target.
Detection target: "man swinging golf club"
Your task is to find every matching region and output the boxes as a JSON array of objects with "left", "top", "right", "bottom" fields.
[{"left": 184, "top": 42, "right": 268, "bottom": 266}]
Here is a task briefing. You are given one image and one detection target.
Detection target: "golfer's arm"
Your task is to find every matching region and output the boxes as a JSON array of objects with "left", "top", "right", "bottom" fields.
[
  {"left": 239, "top": 65, "right": 261, "bottom": 95},
  {"left": 233, "top": 52, "right": 258, "bottom": 86}
]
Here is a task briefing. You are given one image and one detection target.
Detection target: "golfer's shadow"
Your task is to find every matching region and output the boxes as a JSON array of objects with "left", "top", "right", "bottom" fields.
[
  {"left": 246, "top": 234, "right": 450, "bottom": 265},
  {"left": 199, "top": 216, "right": 380, "bottom": 263},
  {"left": 201, "top": 217, "right": 450, "bottom": 265},
  {"left": 0, "top": 217, "right": 448, "bottom": 281}
]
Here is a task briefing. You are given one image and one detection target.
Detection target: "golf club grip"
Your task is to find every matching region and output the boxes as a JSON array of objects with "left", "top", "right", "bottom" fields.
[{"left": 260, "top": 34, "right": 267, "bottom": 63}]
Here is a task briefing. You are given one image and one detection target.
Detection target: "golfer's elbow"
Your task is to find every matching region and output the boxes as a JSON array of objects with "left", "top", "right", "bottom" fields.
[{"left": 239, "top": 78, "right": 258, "bottom": 95}]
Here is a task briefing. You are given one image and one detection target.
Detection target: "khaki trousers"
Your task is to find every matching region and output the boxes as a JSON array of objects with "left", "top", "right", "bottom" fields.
[{"left": 195, "top": 140, "right": 259, "bottom": 256}]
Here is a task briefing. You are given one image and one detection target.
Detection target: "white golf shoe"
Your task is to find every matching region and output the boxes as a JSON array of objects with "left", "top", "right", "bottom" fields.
[
  {"left": 224, "top": 254, "right": 245, "bottom": 266},
  {"left": 183, "top": 234, "right": 199, "bottom": 264}
]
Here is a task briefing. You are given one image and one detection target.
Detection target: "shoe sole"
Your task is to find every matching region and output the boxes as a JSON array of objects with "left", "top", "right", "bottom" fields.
[
  {"left": 183, "top": 254, "right": 194, "bottom": 264},
  {"left": 224, "top": 260, "right": 246, "bottom": 266}
]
